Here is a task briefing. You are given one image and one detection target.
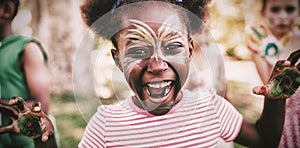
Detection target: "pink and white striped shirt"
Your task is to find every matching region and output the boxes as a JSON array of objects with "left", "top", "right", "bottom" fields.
[{"left": 78, "top": 89, "right": 243, "bottom": 148}]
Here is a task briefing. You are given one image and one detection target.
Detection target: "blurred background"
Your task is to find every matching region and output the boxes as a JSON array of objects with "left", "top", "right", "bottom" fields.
[{"left": 12, "top": 0, "right": 299, "bottom": 147}]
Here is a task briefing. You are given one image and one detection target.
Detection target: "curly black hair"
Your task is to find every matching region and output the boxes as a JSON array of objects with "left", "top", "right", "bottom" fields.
[{"left": 80, "top": 0, "right": 210, "bottom": 38}]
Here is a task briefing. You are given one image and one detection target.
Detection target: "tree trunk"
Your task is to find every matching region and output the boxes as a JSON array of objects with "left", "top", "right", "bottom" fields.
[{"left": 33, "top": 0, "right": 86, "bottom": 94}]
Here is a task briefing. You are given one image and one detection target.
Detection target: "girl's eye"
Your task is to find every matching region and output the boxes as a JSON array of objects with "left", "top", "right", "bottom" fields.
[
  {"left": 165, "top": 43, "right": 183, "bottom": 51},
  {"left": 286, "top": 6, "right": 296, "bottom": 13},
  {"left": 163, "top": 42, "right": 185, "bottom": 55},
  {"left": 270, "top": 7, "right": 280, "bottom": 13},
  {"left": 126, "top": 47, "right": 150, "bottom": 57}
]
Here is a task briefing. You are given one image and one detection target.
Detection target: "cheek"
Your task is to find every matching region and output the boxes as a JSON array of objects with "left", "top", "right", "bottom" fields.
[
  {"left": 266, "top": 14, "right": 279, "bottom": 25},
  {"left": 287, "top": 14, "right": 298, "bottom": 24},
  {"left": 166, "top": 54, "right": 190, "bottom": 86},
  {"left": 123, "top": 59, "right": 144, "bottom": 86}
]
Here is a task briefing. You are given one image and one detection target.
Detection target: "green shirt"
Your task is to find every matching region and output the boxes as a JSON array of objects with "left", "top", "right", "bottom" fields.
[
  {"left": 0, "top": 35, "right": 48, "bottom": 101},
  {"left": 0, "top": 35, "right": 47, "bottom": 148}
]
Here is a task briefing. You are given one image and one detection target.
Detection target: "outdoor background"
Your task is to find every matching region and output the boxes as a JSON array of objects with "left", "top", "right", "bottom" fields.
[{"left": 11, "top": 0, "right": 297, "bottom": 147}]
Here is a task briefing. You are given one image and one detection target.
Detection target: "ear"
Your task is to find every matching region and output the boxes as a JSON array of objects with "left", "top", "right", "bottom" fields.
[
  {"left": 111, "top": 49, "right": 123, "bottom": 72},
  {"left": 188, "top": 37, "right": 194, "bottom": 61},
  {"left": 0, "top": 1, "right": 15, "bottom": 20}
]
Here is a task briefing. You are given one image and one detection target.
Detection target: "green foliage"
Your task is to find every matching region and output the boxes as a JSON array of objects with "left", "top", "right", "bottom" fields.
[
  {"left": 51, "top": 93, "right": 75, "bottom": 103},
  {"left": 50, "top": 93, "right": 87, "bottom": 148},
  {"left": 227, "top": 80, "right": 261, "bottom": 121},
  {"left": 226, "top": 47, "right": 236, "bottom": 57}
]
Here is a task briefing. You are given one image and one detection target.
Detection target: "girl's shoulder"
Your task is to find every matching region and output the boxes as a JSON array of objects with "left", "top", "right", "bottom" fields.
[{"left": 183, "top": 88, "right": 221, "bottom": 103}]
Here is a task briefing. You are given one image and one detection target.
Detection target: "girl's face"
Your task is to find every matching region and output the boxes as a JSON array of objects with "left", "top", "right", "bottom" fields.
[
  {"left": 113, "top": 4, "right": 192, "bottom": 115},
  {"left": 263, "top": 0, "right": 299, "bottom": 38},
  {"left": 0, "top": 2, "right": 10, "bottom": 28}
]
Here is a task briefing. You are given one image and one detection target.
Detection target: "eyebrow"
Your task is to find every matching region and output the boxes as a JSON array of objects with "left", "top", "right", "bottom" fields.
[
  {"left": 125, "top": 38, "right": 152, "bottom": 47},
  {"left": 124, "top": 30, "right": 183, "bottom": 47},
  {"left": 160, "top": 31, "right": 183, "bottom": 41},
  {"left": 158, "top": 22, "right": 185, "bottom": 41},
  {"left": 123, "top": 18, "right": 186, "bottom": 47}
]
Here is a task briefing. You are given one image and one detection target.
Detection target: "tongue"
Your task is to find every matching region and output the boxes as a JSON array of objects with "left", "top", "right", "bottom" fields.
[{"left": 149, "top": 87, "right": 166, "bottom": 98}]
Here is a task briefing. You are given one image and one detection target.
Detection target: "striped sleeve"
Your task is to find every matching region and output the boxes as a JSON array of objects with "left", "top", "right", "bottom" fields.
[
  {"left": 213, "top": 94, "right": 243, "bottom": 142},
  {"left": 78, "top": 105, "right": 107, "bottom": 148}
]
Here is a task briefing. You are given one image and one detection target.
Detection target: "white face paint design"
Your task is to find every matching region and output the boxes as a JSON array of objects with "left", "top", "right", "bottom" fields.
[
  {"left": 121, "top": 15, "right": 190, "bottom": 82},
  {"left": 115, "top": 15, "right": 191, "bottom": 114},
  {"left": 263, "top": 0, "right": 299, "bottom": 39}
]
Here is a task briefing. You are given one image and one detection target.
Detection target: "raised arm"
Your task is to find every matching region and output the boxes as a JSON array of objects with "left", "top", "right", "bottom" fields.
[
  {"left": 234, "top": 49, "right": 300, "bottom": 147},
  {"left": 250, "top": 52, "right": 273, "bottom": 84}
]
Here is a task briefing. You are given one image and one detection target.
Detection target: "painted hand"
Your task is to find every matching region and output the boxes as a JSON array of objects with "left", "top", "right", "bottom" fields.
[
  {"left": 253, "top": 49, "right": 300, "bottom": 99},
  {"left": 0, "top": 96, "right": 54, "bottom": 142},
  {"left": 246, "top": 25, "right": 283, "bottom": 65}
]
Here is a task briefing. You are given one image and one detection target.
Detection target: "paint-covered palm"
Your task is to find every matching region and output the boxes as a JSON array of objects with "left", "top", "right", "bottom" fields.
[
  {"left": 253, "top": 49, "right": 300, "bottom": 99},
  {"left": 0, "top": 97, "right": 54, "bottom": 141}
]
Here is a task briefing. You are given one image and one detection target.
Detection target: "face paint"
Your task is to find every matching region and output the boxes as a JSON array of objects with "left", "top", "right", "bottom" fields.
[
  {"left": 263, "top": 0, "right": 299, "bottom": 39},
  {"left": 122, "top": 16, "right": 190, "bottom": 82},
  {"left": 115, "top": 14, "right": 191, "bottom": 114}
]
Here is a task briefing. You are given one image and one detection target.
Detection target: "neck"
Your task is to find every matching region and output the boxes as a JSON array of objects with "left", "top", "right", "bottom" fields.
[
  {"left": 0, "top": 25, "right": 13, "bottom": 41},
  {"left": 274, "top": 33, "right": 289, "bottom": 40}
]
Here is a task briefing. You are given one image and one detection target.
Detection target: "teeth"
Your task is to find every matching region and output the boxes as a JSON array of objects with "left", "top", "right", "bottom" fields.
[
  {"left": 165, "top": 87, "right": 170, "bottom": 96},
  {"left": 147, "top": 88, "right": 151, "bottom": 96},
  {"left": 146, "top": 81, "right": 173, "bottom": 98},
  {"left": 147, "top": 81, "right": 172, "bottom": 88},
  {"left": 146, "top": 86, "right": 170, "bottom": 96}
]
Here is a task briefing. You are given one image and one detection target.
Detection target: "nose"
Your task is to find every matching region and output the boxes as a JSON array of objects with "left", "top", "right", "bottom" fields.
[
  {"left": 279, "top": 10, "right": 288, "bottom": 19},
  {"left": 147, "top": 57, "right": 168, "bottom": 74}
]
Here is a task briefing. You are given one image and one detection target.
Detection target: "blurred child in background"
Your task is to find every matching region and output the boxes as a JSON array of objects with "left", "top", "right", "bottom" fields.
[
  {"left": 0, "top": 0, "right": 56, "bottom": 147},
  {"left": 246, "top": 0, "right": 300, "bottom": 147}
]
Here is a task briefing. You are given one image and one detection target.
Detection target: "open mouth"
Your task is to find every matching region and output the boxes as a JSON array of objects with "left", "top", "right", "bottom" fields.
[
  {"left": 144, "top": 80, "right": 174, "bottom": 102},
  {"left": 278, "top": 24, "right": 288, "bottom": 29}
]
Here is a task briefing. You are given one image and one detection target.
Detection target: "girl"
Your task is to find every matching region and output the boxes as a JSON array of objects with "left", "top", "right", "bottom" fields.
[
  {"left": 79, "top": 0, "right": 298, "bottom": 147},
  {"left": 247, "top": 0, "right": 300, "bottom": 147}
]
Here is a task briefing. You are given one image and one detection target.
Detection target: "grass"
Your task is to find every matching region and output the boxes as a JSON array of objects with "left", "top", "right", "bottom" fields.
[
  {"left": 50, "top": 93, "right": 87, "bottom": 148},
  {"left": 227, "top": 80, "right": 264, "bottom": 148},
  {"left": 49, "top": 80, "right": 263, "bottom": 148},
  {"left": 227, "top": 80, "right": 263, "bottom": 121}
]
